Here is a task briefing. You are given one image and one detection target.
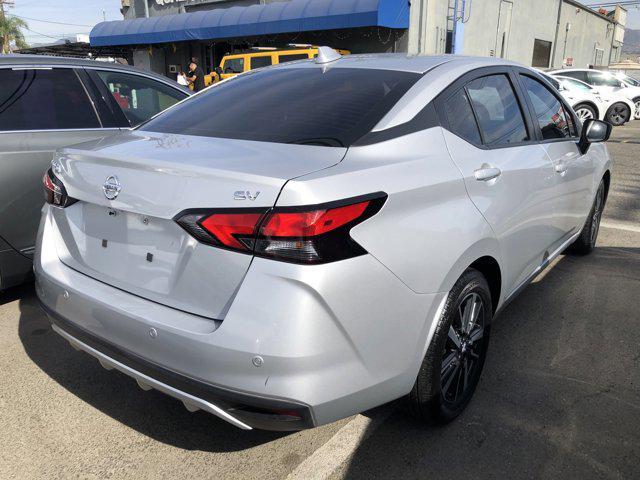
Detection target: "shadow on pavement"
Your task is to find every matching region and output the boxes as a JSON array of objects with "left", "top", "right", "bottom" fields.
[
  {"left": 17, "top": 285, "right": 288, "bottom": 453},
  {"left": 342, "top": 246, "right": 640, "bottom": 479}
]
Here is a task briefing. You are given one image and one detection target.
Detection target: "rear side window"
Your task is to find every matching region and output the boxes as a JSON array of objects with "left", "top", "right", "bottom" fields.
[
  {"left": 94, "top": 71, "right": 186, "bottom": 127},
  {"left": 561, "top": 71, "right": 589, "bottom": 83},
  {"left": 278, "top": 54, "right": 309, "bottom": 63},
  {"left": 443, "top": 90, "right": 482, "bottom": 145},
  {"left": 223, "top": 58, "right": 244, "bottom": 74},
  {"left": 141, "top": 67, "right": 420, "bottom": 147},
  {"left": 466, "top": 75, "right": 529, "bottom": 146},
  {"left": 250, "top": 56, "right": 272, "bottom": 70},
  {"left": 520, "top": 75, "right": 576, "bottom": 140},
  {"left": 0, "top": 68, "right": 100, "bottom": 131}
]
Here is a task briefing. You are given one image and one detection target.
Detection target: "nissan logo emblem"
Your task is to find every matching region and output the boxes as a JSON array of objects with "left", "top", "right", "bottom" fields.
[{"left": 103, "top": 175, "right": 122, "bottom": 200}]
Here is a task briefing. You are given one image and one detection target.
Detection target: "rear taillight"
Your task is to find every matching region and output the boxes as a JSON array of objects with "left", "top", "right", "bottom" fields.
[
  {"left": 175, "top": 193, "right": 386, "bottom": 264},
  {"left": 43, "top": 167, "right": 77, "bottom": 208}
]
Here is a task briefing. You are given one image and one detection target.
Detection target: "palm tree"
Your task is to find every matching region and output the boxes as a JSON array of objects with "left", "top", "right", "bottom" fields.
[{"left": 0, "top": 15, "right": 28, "bottom": 54}]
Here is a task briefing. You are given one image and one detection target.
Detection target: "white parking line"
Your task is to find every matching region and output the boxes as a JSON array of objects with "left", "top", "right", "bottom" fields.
[
  {"left": 286, "top": 411, "right": 391, "bottom": 480},
  {"left": 601, "top": 221, "right": 640, "bottom": 233}
]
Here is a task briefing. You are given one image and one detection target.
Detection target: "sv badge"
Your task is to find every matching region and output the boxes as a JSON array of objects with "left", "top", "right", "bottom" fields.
[{"left": 234, "top": 190, "right": 261, "bottom": 201}]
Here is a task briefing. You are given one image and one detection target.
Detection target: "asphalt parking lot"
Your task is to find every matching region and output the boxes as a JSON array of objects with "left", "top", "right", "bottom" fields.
[{"left": 1, "top": 124, "right": 639, "bottom": 480}]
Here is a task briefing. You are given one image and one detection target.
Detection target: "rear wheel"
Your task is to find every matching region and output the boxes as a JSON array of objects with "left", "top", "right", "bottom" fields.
[
  {"left": 407, "top": 269, "right": 492, "bottom": 425},
  {"left": 574, "top": 103, "right": 596, "bottom": 123},
  {"left": 606, "top": 103, "right": 631, "bottom": 126},
  {"left": 567, "top": 180, "right": 605, "bottom": 255}
]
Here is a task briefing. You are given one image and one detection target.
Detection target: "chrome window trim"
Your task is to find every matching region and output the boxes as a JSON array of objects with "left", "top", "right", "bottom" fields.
[{"left": 0, "top": 127, "right": 122, "bottom": 134}]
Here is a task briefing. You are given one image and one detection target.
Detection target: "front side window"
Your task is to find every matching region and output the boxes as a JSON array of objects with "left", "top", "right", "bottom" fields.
[
  {"left": 466, "top": 74, "right": 529, "bottom": 146},
  {"left": 561, "top": 78, "right": 592, "bottom": 92},
  {"left": 223, "top": 58, "right": 244, "bottom": 74},
  {"left": 621, "top": 75, "right": 640, "bottom": 87},
  {"left": 278, "top": 54, "right": 309, "bottom": 63},
  {"left": 520, "top": 75, "right": 575, "bottom": 140},
  {"left": 588, "top": 72, "right": 623, "bottom": 88},
  {"left": 443, "top": 90, "right": 482, "bottom": 145},
  {"left": 141, "top": 67, "right": 420, "bottom": 147},
  {"left": 94, "top": 71, "right": 186, "bottom": 126},
  {"left": 0, "top": 68, "right": 100, "bottom": 131},
  {"left": 250, "top": 56, "right": 272, "bottom": 70}
]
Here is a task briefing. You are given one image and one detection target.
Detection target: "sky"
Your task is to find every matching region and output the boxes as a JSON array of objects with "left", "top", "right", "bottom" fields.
[
  {"left": 4, "top": 0, "right": 640, "bottom": 46},
  {"left": 6, "top": 0, "right": 122, "bottom": 45}
]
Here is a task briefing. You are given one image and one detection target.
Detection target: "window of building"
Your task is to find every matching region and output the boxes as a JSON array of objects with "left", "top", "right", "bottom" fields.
[
  {"left": 0, "top": 68, "right": 100, "bottom": 131},
  {"left": 520, "top": 75, "right": 576, "bottom": 140},
  {"left": 278, "top": 54, "right": 309, "bottom": 63},
  {"left": 442, "top": 90, "right": 482, "bottom": 145},
  {"left": 465, "top": 75, "right": 529, "bottom": 146},
  {"left": 223, "top": 58, "right": 244, "bottom": 74},
  {"left": 95, "top": 71, "right": 187, "bottom": 126},
  {"left": 250, "top": 56, "right": 273, "bottom": 70},
  {"left": 532, "top": 39, "right": 552, "bottom": 68},
  {"left": 594, "top": 48, "right": 605, "bottom": 66}
]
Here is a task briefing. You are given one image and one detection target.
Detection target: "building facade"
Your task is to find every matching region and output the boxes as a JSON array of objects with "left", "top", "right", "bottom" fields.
[
  {"left": 90, "top": 0, "right": 627, "bottom": 78},
  {"left": 408, "top": 0, "right": 627, "bottom": 69}
]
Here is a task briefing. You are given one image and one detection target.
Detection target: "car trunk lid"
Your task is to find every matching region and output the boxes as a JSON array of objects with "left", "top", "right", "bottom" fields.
[{"left": 50, "top": 131, "right": 345, "bottom": 319}]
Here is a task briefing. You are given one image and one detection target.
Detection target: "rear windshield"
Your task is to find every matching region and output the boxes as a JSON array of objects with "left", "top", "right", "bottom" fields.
[{"left": 141, "top": 67, "right": 421, "bottom": 147}]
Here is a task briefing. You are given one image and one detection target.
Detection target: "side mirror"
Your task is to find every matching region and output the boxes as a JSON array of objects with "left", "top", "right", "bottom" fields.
[
  {"left": 578, "top": 119, "right": 612, "bottom": 154},
  {"left": 214, "top": 66, "right": 223, "bottom": 76}
]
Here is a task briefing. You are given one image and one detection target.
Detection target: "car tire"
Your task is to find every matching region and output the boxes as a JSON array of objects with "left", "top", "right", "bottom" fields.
[
  {"left": 633, "top": 97, "right": 640, "bottom": 120},
  {"left": 567, "top": 180, "right": 606, "bottom": 256},
  {"left": 574, "top": 103, "right": 596, "bottom": 123},
  {"left": 406, "top": 268, "right": 492, "bottom": 425},
  {"left": 606, "top": 103, "right": 631, "bottom": 126}
]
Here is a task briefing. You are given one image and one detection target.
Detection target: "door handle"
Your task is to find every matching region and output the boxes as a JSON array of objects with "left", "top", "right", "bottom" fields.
[
  {"left": 555, "top": 163, "right": 568, "bottom": 176},
  {"left": 474, "top": 166, "right": 502, "bottom": 182}
]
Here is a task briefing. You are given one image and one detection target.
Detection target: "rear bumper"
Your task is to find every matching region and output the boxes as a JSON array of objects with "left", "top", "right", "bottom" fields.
[
  {"left": 40, "top": 300, "right": 314, "bottom": 431},
  {"left": 35, "top": 206, "right": 444, "bottom": 430}
]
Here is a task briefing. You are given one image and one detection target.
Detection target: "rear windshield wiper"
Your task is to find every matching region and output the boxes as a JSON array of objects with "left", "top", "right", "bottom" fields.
[{"left": 288, "top": 137, "right": 345, "bottom": 147}]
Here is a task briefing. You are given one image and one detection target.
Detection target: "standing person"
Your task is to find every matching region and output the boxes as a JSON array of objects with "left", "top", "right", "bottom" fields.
[{"left": 182, "top": 59, "right": 205, "bottom": 92}]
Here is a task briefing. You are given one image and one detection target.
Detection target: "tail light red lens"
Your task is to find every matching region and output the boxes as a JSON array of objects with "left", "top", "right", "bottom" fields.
[
  {"left": 175, "top": 193, "right": 386, "bottom": 264},
  {"left": 43, "top": 167, "right": 77, "bottom": 208}
]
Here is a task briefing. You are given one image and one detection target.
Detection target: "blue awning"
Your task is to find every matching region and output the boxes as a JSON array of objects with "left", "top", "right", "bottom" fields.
[{"left": 90, "top": 0, "right": 410, "bottom": 47}]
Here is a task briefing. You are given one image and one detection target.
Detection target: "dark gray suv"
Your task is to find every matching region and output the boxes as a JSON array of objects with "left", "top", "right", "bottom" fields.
[{"left": 0, "top": 55, "right": 190, "bottom": 290}]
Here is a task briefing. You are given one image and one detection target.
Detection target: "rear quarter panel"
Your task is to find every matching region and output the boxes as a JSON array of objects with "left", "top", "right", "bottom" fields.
[{"left": 277, "top": 127, "right": 503, "bottom": 298}]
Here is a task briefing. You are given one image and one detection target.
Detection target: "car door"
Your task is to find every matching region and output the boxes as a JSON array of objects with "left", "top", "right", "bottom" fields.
[
  {"left": 0, "top": 66, "right": 122, "bottom": 258},
  {"left": 436, "top": 68, "right": 557, "bottom": 293},
  {"left": 517, "top": 72, "right": 593, "bottom": 251},
  {"left": 86, "top": 69, "right": 189, "bottom": 128}
]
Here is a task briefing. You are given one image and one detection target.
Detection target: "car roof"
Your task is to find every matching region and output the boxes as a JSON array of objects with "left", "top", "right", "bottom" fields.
[
  {"left": 273, "top": 53, "right": 520, "bottom": 74},
  {"left": 0, "top": 54, "right": 177, "bottom": 84}
]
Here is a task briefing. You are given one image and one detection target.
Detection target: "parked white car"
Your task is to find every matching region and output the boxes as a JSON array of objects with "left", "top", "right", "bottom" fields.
[
  {"left": 547, "top": 74, "right": 636, "bottom": 126},
  {"left": 550, "top": 68, "right": 640, "bottom": 120}
]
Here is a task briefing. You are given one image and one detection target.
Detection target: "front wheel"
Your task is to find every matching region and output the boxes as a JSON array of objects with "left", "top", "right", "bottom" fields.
[
  {"left": 633, "top": 97, "right": 640, "bottom": 120},
  {"left": 574, "top": 103, "right": 596, "bottom": 123},
  {"left": 606, "top": 103, "right": 631, "bottom": 126},
  {"left": 406, "top": 269, "right": 492, "bottom": 425},
  {"left": 567, "top": 180, "right": 605, "bottom": 255}
]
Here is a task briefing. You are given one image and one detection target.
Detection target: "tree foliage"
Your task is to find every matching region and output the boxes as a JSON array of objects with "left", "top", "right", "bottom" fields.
[{"left": 0, "top": 15, "right": 28, "bottom": 53}]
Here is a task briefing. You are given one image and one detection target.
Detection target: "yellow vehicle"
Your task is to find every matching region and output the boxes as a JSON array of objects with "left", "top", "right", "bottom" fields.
[{"left": 204, "top": 45, "right": 350, "bottom": 86}]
